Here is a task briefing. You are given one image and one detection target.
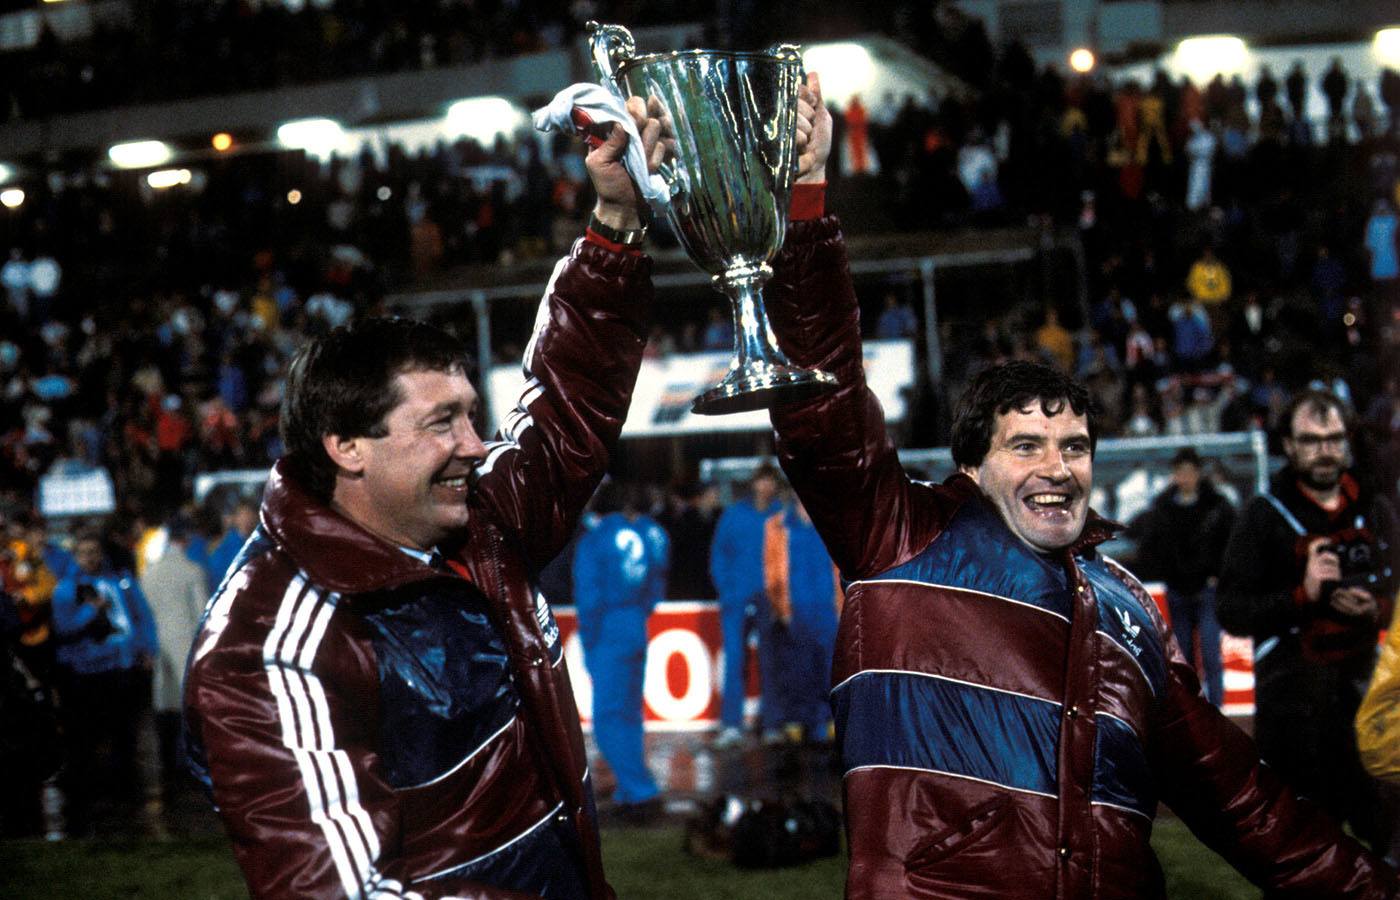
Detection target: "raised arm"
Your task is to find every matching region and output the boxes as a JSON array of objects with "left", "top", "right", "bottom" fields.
[
  {"left": 767, "top": 74, "right": 956, "bottom": 578},
  {"left": 472, "top": 99, "right": 670, "bottom": 572}
]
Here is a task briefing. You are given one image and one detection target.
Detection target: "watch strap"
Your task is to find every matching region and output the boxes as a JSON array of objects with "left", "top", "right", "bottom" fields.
[{"left": 587, "top": 213, "right": 647, "bottom": 247}]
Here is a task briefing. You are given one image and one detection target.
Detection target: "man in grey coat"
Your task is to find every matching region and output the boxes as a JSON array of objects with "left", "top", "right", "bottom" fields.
[{"left": 139, "top": 513, "right": 208, "bottom": 782}]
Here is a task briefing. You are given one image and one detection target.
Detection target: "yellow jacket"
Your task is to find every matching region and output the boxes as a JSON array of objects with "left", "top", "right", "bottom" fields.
[
  {"left": 1187, "top": 258, "right": 1232, "bottom": 304},
  {"left": 1357, "top": 606, "right": 1400, "bottom": 785}
]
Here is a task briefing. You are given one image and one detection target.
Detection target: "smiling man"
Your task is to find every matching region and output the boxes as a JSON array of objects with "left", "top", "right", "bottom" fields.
[
  {"left": 182, "top": 100, "right": 668, "bottom": 900},
  {"left": 759, "top": 73, "right": 1398, "bottom": 899}
]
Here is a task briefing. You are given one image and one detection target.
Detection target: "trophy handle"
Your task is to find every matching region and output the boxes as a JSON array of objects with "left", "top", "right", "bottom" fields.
[
  {"left": 586, "top": 21, "right": 636, "bottom": 95},
  {"left": 765, "top": 43, "right": 804, "bottom": 64}
]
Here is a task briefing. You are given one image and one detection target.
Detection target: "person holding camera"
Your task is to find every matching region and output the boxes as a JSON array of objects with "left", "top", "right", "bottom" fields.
[
  {"left": 51, "top": 528, "right": 159, "bottom": 835},
  {"left": 1219, "top": 389, "right": 1398, "bottom": 863}
]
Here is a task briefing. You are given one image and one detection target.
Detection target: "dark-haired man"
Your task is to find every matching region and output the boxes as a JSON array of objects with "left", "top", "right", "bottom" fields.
[
  {"left": 183, "top": 99, "right": 670, "bottom": 899},
  {"left": 761, "top": 72, "right": 1397, "bottom": 898},
  {"left": 1135, "top": 447, "right": 1235, "bottom": 706},
  {"left": 1219, "top": 390, "right": 1398, "bottom": 864}
]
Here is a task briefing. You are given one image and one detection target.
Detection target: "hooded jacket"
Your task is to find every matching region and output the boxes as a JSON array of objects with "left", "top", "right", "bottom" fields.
[
  {"left": 183, "top": 237, "right": 651, "bottom": 900},
  {"left": 763, "top": 214, "right": 1396, "bottom": 899}
]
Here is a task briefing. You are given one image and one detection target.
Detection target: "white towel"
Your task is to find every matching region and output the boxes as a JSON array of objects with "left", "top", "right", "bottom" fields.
[{"left": 532, "top": 83, "right": 671, "bottom": 207}]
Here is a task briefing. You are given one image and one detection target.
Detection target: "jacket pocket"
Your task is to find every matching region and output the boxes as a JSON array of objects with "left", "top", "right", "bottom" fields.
[{"left": 903, "top": 796, "right": 1009, "bottom": 872}]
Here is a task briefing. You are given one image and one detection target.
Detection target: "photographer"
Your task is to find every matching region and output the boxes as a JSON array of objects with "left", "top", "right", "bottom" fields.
[
  {"left": 1220, "top": 390, "right": 1398, "bottom": 863},
  {"left": 51, "top": 529, "right": 157, "bottom": 835}
]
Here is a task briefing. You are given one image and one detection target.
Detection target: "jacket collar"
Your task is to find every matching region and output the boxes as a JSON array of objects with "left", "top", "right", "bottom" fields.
[
  {"left": 945, "top": 471, "right": 1121, "bottom": 557},
  {"left": 260, "top": 459, "right": 439, "bottom": 596}
]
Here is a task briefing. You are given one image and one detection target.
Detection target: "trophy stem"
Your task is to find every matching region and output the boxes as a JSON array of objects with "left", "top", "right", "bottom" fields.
[
  {"left": 727, "top": 265, "right": 790, "bottom": 372},
  {"left": 690, "top": 265, "right": 839, "bottom": 416}
]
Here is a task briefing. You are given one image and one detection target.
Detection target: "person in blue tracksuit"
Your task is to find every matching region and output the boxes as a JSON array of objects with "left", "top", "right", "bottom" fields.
[
  {"left": 572, "top": 481, "right": 668, "bottom": 817},
  {"left": 50, "top": 528, "right": 158, "bottom": 833},
  {"left": 763, "top": 498, "right": 842, "bottom": 744},
  {"left": 708, "top": 463, "right": 783, "bottom": 747},
  {"left": 204, "top": 498, "right": 258, "bottom": 591}
]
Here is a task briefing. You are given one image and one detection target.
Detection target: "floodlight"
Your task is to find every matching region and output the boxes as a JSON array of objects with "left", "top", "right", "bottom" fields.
[
  {"left": 1376, "top": 28, "right": 1400, "bottom": 67},
  {"left": 147, "top": 169, "right": 193, "bottom": 189},
  {"left": 277, "top": 118, "right": 348, "bottom": 156},
  {"left": 0, "top": 164, "right": 12, "bottom": 183},
  {"left": 1173, "top": 36, "right": 1250, "bottom": 83},
  {"left": 212, "top": 133, "right": 234, "bottom": 152},
  {"left": 0, "top": 189, "right": 23, "bottom": 209},
  {"left": 802, "top": 42, "right": 876, "bottom": 105},
  {"left": 1069, "top": 48, "right": 1096, "bottom": 74},
  {"left": 445, "top": 97, "right": 527, "bottom": 143},
  {"left": 108, "top": 140, "right": 173, "bottom": 169}
]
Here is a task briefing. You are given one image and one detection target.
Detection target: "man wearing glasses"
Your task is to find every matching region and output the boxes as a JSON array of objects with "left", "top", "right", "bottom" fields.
[{"left": 1220, "top": 389, "right": 1398, "bottom": 867}]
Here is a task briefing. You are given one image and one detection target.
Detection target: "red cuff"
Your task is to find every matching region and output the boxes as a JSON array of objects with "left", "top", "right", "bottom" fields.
[
  {"left": 789, "top": 182, "right": 826, "bottom": 221},
  {"left": 585, "top": 228, "right": 643, "bottom": 256}
]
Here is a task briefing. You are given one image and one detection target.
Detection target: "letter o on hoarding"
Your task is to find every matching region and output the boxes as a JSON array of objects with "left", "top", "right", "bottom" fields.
[{"left": 644, "top": 628, "right": 712, "bottom": 722}]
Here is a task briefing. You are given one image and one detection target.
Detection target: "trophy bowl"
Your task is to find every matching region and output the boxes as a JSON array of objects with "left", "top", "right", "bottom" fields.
[{"left": 588, "top": 22, "right": 838, "bottom": 416}]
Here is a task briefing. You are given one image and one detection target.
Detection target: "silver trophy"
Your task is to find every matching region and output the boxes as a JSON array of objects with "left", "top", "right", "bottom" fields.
[{"left": 588, "top": 22, "right": 838, "bottom": 415}]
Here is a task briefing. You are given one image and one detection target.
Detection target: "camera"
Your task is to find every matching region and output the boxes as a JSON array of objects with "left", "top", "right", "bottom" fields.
[{"left": 1319, "top": 536, "right": 1395, "bottom": 605}]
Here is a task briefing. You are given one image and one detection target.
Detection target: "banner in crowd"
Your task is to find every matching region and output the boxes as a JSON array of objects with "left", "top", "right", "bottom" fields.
[
  {"left": 489, "top": 340, "right": 915, "bottom": 437},
  {"left": 554, "top": 585, "right": 1257, "bottom": 732}
]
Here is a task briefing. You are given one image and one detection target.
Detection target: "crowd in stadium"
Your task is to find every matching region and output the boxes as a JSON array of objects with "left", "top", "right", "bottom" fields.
[{"left": 2, "top": 3, "right": 1400, "bottom": 866}]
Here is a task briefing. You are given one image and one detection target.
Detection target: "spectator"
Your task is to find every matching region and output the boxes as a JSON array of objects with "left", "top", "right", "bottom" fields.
[
  {"left": 874, "top": 292, "right": 918, "bottom": 340},
  {"left": 1357, "top": 603, "right": 1400, "bottom": 787},
  {"left": 1219, "top": 391, "right": 1397, "bottom": 859},
  {"left": 51, "top": 528, "right": 158, "bottom": 835},
  {"left": 762, "top": 495, "right": 841, "bottom": 746},
  {"left": 709, "top": 463, "right": 783, "bottom": 749},
  {"left": 1, "top": 513, "right": 58, "bottom": 681},
  {"left": 1186, "top": 246, "right": 1232, "bottom": 307},
  {"left": 1184, "top": 119, "right": 1216, "bottom": 212},
  {"left": 137, "top": 513, "right": 207, "bottom": 784},
  {"left": 1033, "top": 306, "right": 1074, "bottom": 372},
  {"left": 572, "top": 480, "right": 668, "bottom": 822},
  {"left": 1321, "top": 57, "right": 1350, "bottom": 140},
  {"left": 204, "top": 498, "right": 257, "bottom": 591},
  {"left": 1168, "top": 298, "right": 1214, "bottom": 370},
  {"left": 1365, "top": 199, "right": 1399, "bottom": 307},
  {"left": 657, "top": 481, "right": 719, "bottom": 600},
  {"left": 1134, "top": 447, "right": 1236, "bottom": 706}
]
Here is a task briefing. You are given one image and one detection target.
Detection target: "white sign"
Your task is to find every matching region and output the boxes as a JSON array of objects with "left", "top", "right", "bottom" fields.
[{"left": 490, "top": 340, "right": 915, "bottom": 436}]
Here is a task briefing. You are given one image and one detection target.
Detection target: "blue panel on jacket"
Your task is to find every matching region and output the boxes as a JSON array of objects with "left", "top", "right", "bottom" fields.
[
  {"left": 866, "top": 499, "right": 1074, "bottom": 621},
  {"left": 365, "top": 580, "right": 519, "bottom": 788},
  {"left": 1092, "top": 713, "right": 1156, "bottom": 818},
  {"left": 1081, "top": 557, "right": 1167, "bottom": 697},
  {"left": 834, "top": 671, "right": 1061, "bottom": 797}
]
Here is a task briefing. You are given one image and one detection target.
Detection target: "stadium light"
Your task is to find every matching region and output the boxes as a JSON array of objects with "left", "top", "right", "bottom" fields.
[
  {"left": 1172, "top": 35, "right": 1250, "bottom": 83},
  {"left": 0, "top": 163, "right": 12, "bottom": 183},
  {"left": 212, "top": 132, "right": 234, "bottom": 152},
  {"left": 277, "top": 118, "right": 348, "bottom": 157},
  {"left": 108, "top": 140, "right": 173, "bottom": 169},
  {"left": 445, "top": 97, "right": 528, "bottom": 144},
  {"left": 0, "top": 188, "right": 23, "bottom": 209},
  {"left": 1376, "top": 28, "right": 1400, "bottom": 67},
  {"left": 1069, "top": 48, "right": 1096, "bottom": 74},
  {"left": 802, "top": 42, "right": 876, "bottom": 106},
  {"left": 146, "top": 168, "right": 193, "bottom": 189}
]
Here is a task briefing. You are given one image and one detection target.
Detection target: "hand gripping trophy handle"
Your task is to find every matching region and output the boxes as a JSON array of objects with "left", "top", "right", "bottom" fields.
[{"left": 585, "top": 21, "right": 839, "bottom": 416}]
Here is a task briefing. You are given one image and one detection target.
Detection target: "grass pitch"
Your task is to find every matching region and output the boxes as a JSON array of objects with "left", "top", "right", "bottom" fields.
[{"left": 0, "top": 818, "right": 1261, "bottom": 898}]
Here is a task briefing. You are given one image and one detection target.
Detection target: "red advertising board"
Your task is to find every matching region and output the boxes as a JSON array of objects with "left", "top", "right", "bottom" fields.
[{"left": 555, "top": 587, "right": 1258, "bottom": 733}]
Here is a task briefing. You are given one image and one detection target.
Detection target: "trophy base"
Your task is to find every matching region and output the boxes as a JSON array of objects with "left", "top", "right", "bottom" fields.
[{"left": 691, "top": 367, "right": 839, "bottom": 416}]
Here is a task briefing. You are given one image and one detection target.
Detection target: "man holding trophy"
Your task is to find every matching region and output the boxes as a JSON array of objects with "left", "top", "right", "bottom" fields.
[
  {"left": 764, "top": 67, "right": 1397, "bottom": 899},
  {"left": 183, "top": 87, "right": 670, "bottom": 900}
]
